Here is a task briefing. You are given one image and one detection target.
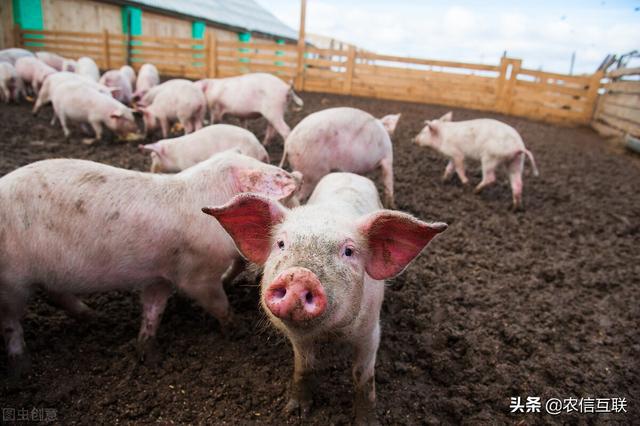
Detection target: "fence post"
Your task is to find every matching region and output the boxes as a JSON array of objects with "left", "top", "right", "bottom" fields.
[
  {"left": 207, "top": 31, "right": 217, "bottom": 78},
  {"left": 501, "top": 58, "right": 521, "bottom": 115},
  {"left": 583, "top": 70, "right": 604, "bottom": 124},
  {"left": 14, "top": 24, "right": 21, "bottom": 48},
  {"left": 103, "top": 30, "right": 111, "bottom": 69},
  {"left": 295, "top": 0, "right": 307, "bottom": 90},
  {"left": 495, "top": 57, "right": 509, "bottom": 112},
  {"left": 343, "top": 46, "right": 356, "bottom": 95}
]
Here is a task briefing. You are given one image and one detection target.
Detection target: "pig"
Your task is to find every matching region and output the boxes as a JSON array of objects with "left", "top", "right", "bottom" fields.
[
  {"left": 99, "top": 69, "right": 133, "bottom": 105},
  {"left": 139, "top": 124, "right": 269, "bottom": 173},
  {"left": 133, "top": 63, "right": 160, "bottom": 101},
  {"left": 279, "top": 107, "right": 400, "bottom": 208},
  {"left": 0, "top": 62, "right": 24, "bottom": 103},
  {"left": 120, "top": 65, "right": 136, "bottom": 90},
  {"left": 203, "top": 172, "right": 447, "bottom": 424},
  {"left": 413, "top": 112, "right": 539, "bottom": 209},
  {"left": 138, "top": 79, "right": 206, "bottom": 138},
  {"left": 196, "top": 73, "right": 304, "bottom": 145},
  {"left": 51, "top": 80, "right": 138, "bottom": 142},
  {"left": 62, "top": 59, "right": 77, "bottom": 72},
  {"left": 14, "top": 56, "right": 56, "bottom": 95},
  {"left": 0, "top": 48, "right": 34, "bottom": 64},
  {"left": 0, "top": 151, "right": 302, "bottom": 379},
  {"left": 35, "top": 51, "right": 65, "bottom": 71},
  {"left": 76, "top": 56, "right": 100, "bottom": 82},
  {"left": 33, "top": 71, "right": 113, "bottom": 117}
]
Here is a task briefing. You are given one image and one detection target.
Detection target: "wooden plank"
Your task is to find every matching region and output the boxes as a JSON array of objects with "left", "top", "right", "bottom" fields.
[
  {"left": 22, "top": 38, "right": 103, "bottom": 47},
  {"left": 217, "top": 40, "right": 299, "bottom": 52},
  {"left": 358, "top": 51, "right": 500, "bottom": 72},
  {"left": 21, "top": 29, "right": 101, "bottom": 38},
  {"left": 218, "top": 51, "right": 297, "bottom": 64},
  {"left": 343, "top": 46, "right": 356, "bottom": 95},
  {"left": 504, "top": 59, "right": 521, "bottom": 114},
  {"left": 605, "top": 81, "right": 640, "bottom": 94},
  {"left": 128, "top": 34, "right": 197, "bottom": 44},
  {"left": 598, "top": 103, "right": 640, "bottom": 124},
  {"left": 517, "top": 68, "right": 591, "bottom": 84},
  {"left": 209, "top": 32, "right": 217, "bottom": 78},
  {"left": 598, "top": 112, "right": 640, "bottom": 136},
  {"left": 103, "top": 30, "right": 111, "bottom": 69},
  {"left": 607, "top": 67, "right": 640, "bottom": 79},
  {"left": 305, "top": 47, "right": 349, "bottom": 57},
  {"left": 305, "top": 58, "right": 347, "bottom": 68},
  {"left": 217, "top": 63, "right": 296, "bottom": 77},
  {"left": 582, "top": 71, "right": 605, "bottom": 121},
  {"left": 599, "top": 93, "right": 640, "bottom": 110},
  {"left": 515, "top": 79, "right": 588, "bottom": 97},
  {"left": 591, "top": 120, "right": 624, "bottom": 138}
]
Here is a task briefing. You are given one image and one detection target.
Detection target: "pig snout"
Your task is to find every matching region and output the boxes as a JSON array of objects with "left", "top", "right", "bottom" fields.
[{"left": 265, "top": 267, "right": 327, "bottom": 322}]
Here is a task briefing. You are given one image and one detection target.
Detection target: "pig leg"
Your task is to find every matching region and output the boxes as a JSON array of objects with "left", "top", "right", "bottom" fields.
[
  {"left": 137, "top": 280, "right": 173, "bottom": 364},
  {"left": 352, "top": 323, "right": 381, "bottom": 426},
  {"left": 1, "top": 287, "right": 30, "bottom": 379},
  {"left": 285, "top": 340, "right": 316, "bottom": 417},
  {"left": 179, "top": 276, "right": 233, "bottom": 333},
  {"left": 508, "top": 153, "right": 525, "bottom": 209},
  {"left": 59, "top": 113, "right": 72, "bottom": 139},
  {"left": 159, "top": 117, "right": 170, "bottom": 138},
  {"left": 193, "top": 116, "right": 203, "bottom": 132},
  {"left": 475, "top": 157, "right": 499, "bottom": 193},
  {"left": 269, "top": 116, "right": 291, "bottom": 141},
  {"left": 263, "top": 124, "right": 277, "bottom": 146},
  {"left": 47, "top": 291, "right": 95, "bottom": 319},
  {"left": 182, "top": 118, "right": 194, "bottom": 135},
  {"left": 452, "top": 155, "right": 469, "bottom": 185},
  {"left": 379, "top": 157, "right": 395, "bottom": 209},
  {"left": 89, "top": 120, "right": 103, "bottom": 142},
  {"left": 442, "top": 160, "right": 455, "bottom": 182},
  {"left": 221, "top": 256, "right": 247, "bottom": 286}
]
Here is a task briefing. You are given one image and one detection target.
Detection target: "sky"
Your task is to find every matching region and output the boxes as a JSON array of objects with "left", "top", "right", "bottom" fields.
[{"left": 255, "top": 0, "right": 640, "bottom": 74}]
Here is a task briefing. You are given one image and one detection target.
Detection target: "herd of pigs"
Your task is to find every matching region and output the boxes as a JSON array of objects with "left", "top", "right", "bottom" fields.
[{"left": 0, "top": 48, "right": 540, "bottom": 424}]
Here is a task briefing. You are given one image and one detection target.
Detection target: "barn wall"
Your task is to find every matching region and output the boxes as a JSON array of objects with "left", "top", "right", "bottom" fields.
[
  {"left": 0, "top": 0, "right": 14, "bottom": 48},
  {"left": 42, "top": 0, "right": 121, "bottom": 33}
]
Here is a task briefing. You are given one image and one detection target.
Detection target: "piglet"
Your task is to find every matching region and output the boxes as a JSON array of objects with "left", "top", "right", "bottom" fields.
[
  {"left": 14, "top": 56, "right": 56, "bottom": 95},
  {"left": 51, "top": 80, "right": 137, "bottom": 142},
  {"left": 140, "top": 124, "right": 269, "bottom": 173},
  {"left": 35, "top": 51, "right": 65, "bottom": 71},
  {"left": 138, "top": 79, "right": 206, "bottom": 138},
  {"left": 133, "top": 63, "right": 159, "bottom": 101},
  {"left": 120, "top": 65, "right": 136, "bottom": 90},
  {"left": 0, "top": 151, "right": 301, "bottom": 379},
  {"left": 99, "top": 69, "right": 133, "bottom": 105},
  {"left": 0, "top": 48, "right": 34, "bottom": 64},
  {"left": 204, "top": 172, "right": 446, "bottom": 425},
  {"left": 76, "top": 56, "right": 100, "bottom": 82},
  {"left": 196, "top": 73, "right": 303, "bottom": 145},
  {"left": 0, "top": 62, "right": 24, "bottom": 103},
  {"left": 413, "top": 112, "right": 539, "bottom": 208},
  {"left": 280, "top": 107, "right": 400, "bottom": 208},
  {"left": 33, "top": 71, "right": 113, "bottom": 117}
]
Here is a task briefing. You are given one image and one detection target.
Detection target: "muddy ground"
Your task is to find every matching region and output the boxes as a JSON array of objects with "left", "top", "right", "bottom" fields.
[{"left": 0, "top": 92, "right": 638, "bottom": 425}]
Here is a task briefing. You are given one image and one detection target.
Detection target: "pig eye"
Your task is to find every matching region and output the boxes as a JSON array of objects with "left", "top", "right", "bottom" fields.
[
  {"left": 344, "top": 247, "right": 353, "bottom": 257},
  {"left": 277, "top": 240, "right": 285, "bottom": 250}
]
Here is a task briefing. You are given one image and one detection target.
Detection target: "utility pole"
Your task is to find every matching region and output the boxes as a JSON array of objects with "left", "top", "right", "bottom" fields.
[{"left": 295, "top": 0, "right": 307, "bottom": 90}]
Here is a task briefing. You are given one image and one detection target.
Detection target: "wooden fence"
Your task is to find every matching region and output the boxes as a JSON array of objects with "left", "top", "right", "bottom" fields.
[
  {"left": 16, "top": 27, "right": 604, "bottom": 125},
  {"left": 591, "top": 67, "right": 640, "bottom": 138}
]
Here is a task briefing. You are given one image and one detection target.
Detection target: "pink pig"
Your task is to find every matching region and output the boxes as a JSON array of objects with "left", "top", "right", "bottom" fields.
[
  {"left": 33, "top": 71, "right": 113, "bottom": 117},
  {"left": 99, "top": 69, "right": 133, "bottom": 105},
  {"left": 76, "top": 56, "right": 100, "bottom": 82},
  {"left": 35, "top": 51, "right": 65, "bottom": 71},
  {"left": 140, "top": 124, "right": 269, "bottom": 173},
  {"left": 196, "top": 73, "right": 303, "bottom": 145},
  {"left": 414, "top": 112, "right": 539, "bottom": 208},
  {"left": 120, "top": 65, "right": 136, "bottom": 90},
  {"left": 138, "top": 79, "right": 206, "bottom": 138},
  {"left": 0, "top": 151, "right": 301, "bottom": 379},
  {"left": 51, "top": 80, "right": 138, "bottom": 142},
  {"left": 204, "top": 172, "right": 446, "bottom": 424},
  {"left": 280, "top": 107, "right": 400, "bottom": 208},
  {"left": 133, "top": 63, "right": 160, "bottom": 101},
  {"left": 14, "top": 56, "right": 56, "bottom": 95},
  {"left": 0, "top": 62, "right": 24, "bottom": 103}
]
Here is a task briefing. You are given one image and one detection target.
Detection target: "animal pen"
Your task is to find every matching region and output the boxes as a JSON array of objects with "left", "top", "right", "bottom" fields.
[{"left": 15, "top": 24, "right": 638, "bottom": 132}]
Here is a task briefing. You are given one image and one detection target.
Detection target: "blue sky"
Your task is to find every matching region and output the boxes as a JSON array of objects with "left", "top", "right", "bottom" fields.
[{"left": 256, "top": 0, "right": 640, "bottom": 74}]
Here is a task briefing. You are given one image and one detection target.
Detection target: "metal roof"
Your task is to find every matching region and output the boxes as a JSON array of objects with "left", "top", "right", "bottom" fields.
[{"left": 127, "top": 0, "right": 298, "bottom": 41}]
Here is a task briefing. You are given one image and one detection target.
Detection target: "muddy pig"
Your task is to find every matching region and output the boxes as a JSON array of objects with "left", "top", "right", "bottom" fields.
[
  {"left": 280, "top": 107, "right": 400, "bottom": 208},
  {"left": 203, "top": 172, "right": 446, "bottom": 424},
  {"left": 140, "top": 124, "right": 269, "bottom": 173},
  {"left": 196, "top": 73, "right": 303, "bottom": 145},
  {"left": 0, "top": 151, "right": 301, "bottom": 379},
  {"left": 413, "top": 112, "right": 539, "bottom": 208}
]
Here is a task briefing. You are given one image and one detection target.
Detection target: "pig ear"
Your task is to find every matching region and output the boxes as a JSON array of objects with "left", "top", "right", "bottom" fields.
[
  {"left": 138, "top": 142, "right": 164, "bottom": 156},
  {"left": 440, "top": 111, "right": 453, "bottom": 122},
  {"left": 379, "top": 113, "right": 401, "bottom": 136},
  {"left": 110, "top": 109, "right": 123, "bottom": 119},
  {"left": 202, "top": 193, "right": 287, "bottom": 264},
  {"left": 233, "top": 167, "right": 300, "bottom": 201},
  {"left": 358, "top": 211, "right": 447, "bottom": 280}
]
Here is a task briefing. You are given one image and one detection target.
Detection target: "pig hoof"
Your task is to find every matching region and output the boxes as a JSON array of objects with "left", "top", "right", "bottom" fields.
[
  {"left": 284, "top": 397, "right": 312, "bottom": 418},
  {"left": 8, "top": 354, "right": 32, "bottom": 382},
  {"left": 137, "top": 338, "right": 162, "bottom": 366}
]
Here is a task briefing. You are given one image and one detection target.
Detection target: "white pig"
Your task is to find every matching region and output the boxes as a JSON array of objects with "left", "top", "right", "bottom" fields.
[
  {"left": 99, "top": 69, "right": 133, "bottom": 105},
  {"left": 33, "top": 72, "right": 113, "bottom": 117},
  {"left": 0, "top": 151, "right": 301, "bottom": 379},
  {"left": 280, "top": 107, "right": 400, "bottom": 208},
  {"left": 14, "top": 56, "right": 56, "bottom": 95},
  {"left": 138, "top": 79, "right": 206, "bottom": 138},
  {"left": 51, "top": 80, "right": 138, "bottom": 141},
  {"left": 76, "top": 56, "right": 100, "bottom": 82},
  {"left": 413, "top": 112, "right": 539, "bottom": 208},
  {"left": 0, "top": 62, "right": 24, "bottom": 103},
  {"left": 196, "top": 73, "right": 303, "bottom": 145},
  {"left": 120, "top": 65, "right": 136, "bottom": 90},
  {"left": 203, "top": 172, "right": 446, "bottom": 424},
  {"left": 133, "top": 63, "right": 159, "bottom": 101},
  {"left": 35, "top": 51, "right": 65, "bottom": 71},
  {"left": 0, "top": 48, "right": 34, "bottom": 64},
  {"left": 139, "top": 124, "right": 269, "bottom": 173},
  {"left": 62, "top": 59, "right": 77, "bottom": 72}
]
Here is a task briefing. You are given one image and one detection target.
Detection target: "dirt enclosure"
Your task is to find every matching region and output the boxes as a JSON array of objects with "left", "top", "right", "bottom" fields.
[{"left": 0, "top": 92, "right": 638, "bottom": 424}]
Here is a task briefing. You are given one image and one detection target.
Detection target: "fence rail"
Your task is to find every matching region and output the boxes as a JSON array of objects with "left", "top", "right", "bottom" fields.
[
  {"left": 592, "top": 66, "right": 640, "bottom": 138},
  {"left": 15, "top": 27, "right": 604, "bottom": 125}
]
